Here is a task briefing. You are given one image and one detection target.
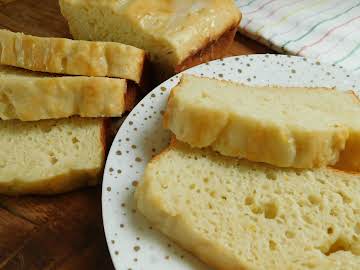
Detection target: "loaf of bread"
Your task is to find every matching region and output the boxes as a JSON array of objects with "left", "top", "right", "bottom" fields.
[
  {"left": 0, "top": 117, "right": 106, "bottom": 195},
  {"left": 0, "top": 29, "right": 146, "bottom": 83},
  {"left": 59, "top": 0, "right": 241, "bottom": 78},
  {"left": 164, "top": 75, "right": 360, "bottom": 171},
  {"left": 135, "top": 140, "right": 360, "bottom": 270},
  {"left": 0, "top": 65, "right": 136, "bottom": 121}
]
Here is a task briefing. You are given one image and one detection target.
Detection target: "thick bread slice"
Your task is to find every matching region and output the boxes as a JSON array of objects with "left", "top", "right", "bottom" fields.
[
  {"left": 0, "top": 117, "right": 106, "bottom": 195},
  {"left": 135, "top": 140, "right": 360, "bottom": 270},
  {"left": 164, "top": 75, "right": 360, "bottom": 170},
  {"left": 0, "top": 65, "right": 136, "bottom": 121},
  {"left": 59, "top": 0, "right": 240, "bottom": 77},
  {"left": 0, "top": 29, "right": 146, "bottom": 83}
]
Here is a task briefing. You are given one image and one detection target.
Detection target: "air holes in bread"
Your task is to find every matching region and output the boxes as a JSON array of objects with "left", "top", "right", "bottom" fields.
[
  {"left": 324, "top": 237, "right": 352, "bottom": 256},
  {"left": 245, "top": 196, "right": 253, "bottom": 205},
  {"left": 285, "top": 231, "right": 295, "bottom": 239},
  {"left": 308, "top": 194, "right": 321, "bottom": 205},
  {"left": 265, "top": 171, "right": 277, "bottom": 181},
  {"left": 269, "top": 240, "right": 277, "bottom": 251},
  {"left": 264, "top": 202, "right": 278, "bottom": 219}
]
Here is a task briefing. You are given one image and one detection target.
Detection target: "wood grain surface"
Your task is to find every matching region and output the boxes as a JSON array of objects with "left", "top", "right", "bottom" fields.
[{"left": 0, "top": 1, "right": 272, "bottom": 269}]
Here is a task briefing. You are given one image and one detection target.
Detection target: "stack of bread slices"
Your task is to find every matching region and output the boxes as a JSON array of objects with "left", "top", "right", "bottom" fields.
[
  {"left": 136, "top": 75, "right": 360, "bottom": 269},
  {"left": 0, "top": 29, "right": 146, "bottom": 195}
]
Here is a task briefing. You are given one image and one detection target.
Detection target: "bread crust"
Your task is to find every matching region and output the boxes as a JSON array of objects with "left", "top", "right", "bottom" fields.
[
  {"left": 124, "top": 81, "right": 138, "bottom": 111},
  {"left": 0, "top": 118, "right": 106, "bottom": 195},
  {"left": 0, "top": 168, "right": 101, "bottom": 195},
  {"left": 0, "top": 68, "right": 136, "bottom": 121},
  {"left": 0, "top": 29, "right": 146, "bottom": 83},
  {"left": 174, "top": 24, "right": 240, "bottom": 74}
]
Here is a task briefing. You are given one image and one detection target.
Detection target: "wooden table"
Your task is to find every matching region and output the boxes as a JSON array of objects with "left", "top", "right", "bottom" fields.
[{"left": 0, "top": 1, "right": 272, "bottom": 269}]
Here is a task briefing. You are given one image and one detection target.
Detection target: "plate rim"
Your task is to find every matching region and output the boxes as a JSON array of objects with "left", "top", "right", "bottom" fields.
[{"left": 101, "top": 53, "right": 359, "bottom": 269}]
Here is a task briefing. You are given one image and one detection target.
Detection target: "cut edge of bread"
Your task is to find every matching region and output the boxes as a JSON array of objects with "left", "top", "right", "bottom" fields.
[
  {"left": 0, "top": 118, "right": 107, "bottom": 195},
  {"left": 135, "top": 139, "right": 360, "bottom": 270},
  {"left": 136, "top": 139, "right": 246, "bottom": 270}
]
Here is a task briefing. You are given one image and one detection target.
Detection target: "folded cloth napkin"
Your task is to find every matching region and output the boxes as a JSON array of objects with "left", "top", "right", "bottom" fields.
[{"left": 236, "top": 0, "right": 360, "bottom": 74}]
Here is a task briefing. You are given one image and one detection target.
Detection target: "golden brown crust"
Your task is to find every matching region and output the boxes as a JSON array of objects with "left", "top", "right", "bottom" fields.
[
  {"left": 0, "top": 70, "right": 134, "bottom": 120},
  {"left": 125, "top": 81, "right": 139, "bottom": 111},
  {"left": 153, "top": 23, "right": 239, "bottom": 82},
  {"left": 174, "top": 24, "right": 240, "bottom": 73},
  {"left": 163, "top": 78, "right": 180, "bottom": 129},
  {"left": 349, "top": 90, "right": 360, "bottom": 103},
  {"left": 0, "top": 168, "right": 101, "bottom": 195},
  {"left": 0, "top": 29, "right": 146, "bottom": 83},
  {"left": 138, "top": 55, "right": 155, "bottom": 93},
  {"left": 101, "top": 118, "right": 110, "bottom": 155},
  {"left": 333, "top": 90, "right": 360, "bottom": 172}
]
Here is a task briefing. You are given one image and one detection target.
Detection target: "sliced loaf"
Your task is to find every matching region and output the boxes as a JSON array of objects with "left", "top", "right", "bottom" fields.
[
  {"left": 59, "top": 0, "right": 240, "bottom": 78},
  {"left": 0, "top": 29, "right": 146, "bottom": 83},
  {"left": 0, "top": 65, "right": 136, "bottom": 121},
  {"left": 0, "top": 117, "right": 106, "bottom": 195},
  {"left": 135, "top": 140, "right": 360, "bottom": 270},
  {"left": 164, "top": 75, "right": 360, "bottom": 171}
]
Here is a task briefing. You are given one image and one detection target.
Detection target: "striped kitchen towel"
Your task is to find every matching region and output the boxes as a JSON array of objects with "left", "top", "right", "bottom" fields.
[{"left": 236, "top": 0, "right": 360, "bottom": 73}]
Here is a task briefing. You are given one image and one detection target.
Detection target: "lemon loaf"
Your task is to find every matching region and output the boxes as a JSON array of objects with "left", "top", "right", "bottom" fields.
[
  {"left": 0, "top": 117, "right": 106, "bottom": 195},
  {"left": 135, "top": 140, "right": 360, "bottom": 270},
  {"left": 59, "top": 0, "right": 241, "bottom": 77},
  {"left": 164, "top": 75, "right": 360, "bottom": 170},
  {"left": 0, "top": 29, "right": 146, "bottom": 83},
  {"left": 0, "top": 65, "right": 136, "bottom": 121}
]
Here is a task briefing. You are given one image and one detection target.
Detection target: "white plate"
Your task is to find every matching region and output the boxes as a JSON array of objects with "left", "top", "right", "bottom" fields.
[{"left": 102, "top": 54, "right": 360, "bottom": 270}]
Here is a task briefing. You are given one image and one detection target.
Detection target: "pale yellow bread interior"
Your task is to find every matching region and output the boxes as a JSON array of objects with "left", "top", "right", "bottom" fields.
[
  {"left": 164, "top": 75, "right": 360, "bottom": 170},
  {"left": 135, "top": 140, "right": 360, "bottom": 270},
  {"left": 0, "top": 65, "right": 135, "bottom": 121},
  {"left": 0, "top": 28, "right": 145, "bottom": 83},
  {"left": 0, "top": 117, "right": 105, "bottom": 195},
  {"left": 59, "top": 0, "right": 241, "bottom": 72}
]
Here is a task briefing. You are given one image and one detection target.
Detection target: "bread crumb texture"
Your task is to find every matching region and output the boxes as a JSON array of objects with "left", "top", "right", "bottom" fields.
[
  {"left": 0, "top": 117, "right": 104, "bottom": 194},
  {"left": 136, "top": 141, "right": 360, "bottom": 270}
]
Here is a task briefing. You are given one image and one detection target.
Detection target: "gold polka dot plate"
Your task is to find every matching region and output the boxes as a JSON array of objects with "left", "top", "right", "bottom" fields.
[{"left": 102, "top": 54, "right": 360, "bottom": 270}]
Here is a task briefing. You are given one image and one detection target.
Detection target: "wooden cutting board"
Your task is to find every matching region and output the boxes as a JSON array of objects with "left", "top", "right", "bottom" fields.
[{"left": 0, "top": 1, "right": 271, "bottom": 269}]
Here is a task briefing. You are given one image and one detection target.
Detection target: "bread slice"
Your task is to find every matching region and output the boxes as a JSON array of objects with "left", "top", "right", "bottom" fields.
[
  {"left": 0, "top": 117, "right": 106, "bottom": 195},
  {"left": 0, "top": 29, "right": 146, "bottom": 83},
  {"left": 0, "top": 65, "right": 136, "bottom": 121},
  {"left": 164, "top": 75, "right": 360, "bottom": 170},
  {"left": 135, "top": 140, "right": 360, "bottom": 270},
  {"left": 59, "top": 0, "right": 241, "bottom": 78}
]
